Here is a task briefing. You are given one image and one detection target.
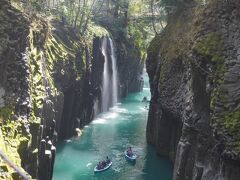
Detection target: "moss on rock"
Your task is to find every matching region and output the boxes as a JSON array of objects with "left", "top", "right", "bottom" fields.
[
  {"left": 217, "top": 109, "right": 240, "bottom": 152},
  {"left": 87, "top": 23, "right": 109, "bottom": 38},
  {"left": 193, "top": 32, "right": 223, "bottom": 63},
  {"left": 1, "top": 0, "right": 112, "bottom": 177},
  {"left": 0, "top": 105, "right": 14, "bottom": 122}
]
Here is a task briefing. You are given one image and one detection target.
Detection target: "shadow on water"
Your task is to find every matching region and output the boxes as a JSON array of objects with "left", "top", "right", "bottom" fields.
[{"left": 142, "top": 145, "right": 173, "bottom": 180}]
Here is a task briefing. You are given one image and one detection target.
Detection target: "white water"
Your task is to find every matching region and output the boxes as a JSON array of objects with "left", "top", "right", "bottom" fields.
[
  {"left": 101, "top": 37, "right": 119, "bottom": 112},
  {"left": 109, "top": 38, "right": 118, "bottom": 106}
]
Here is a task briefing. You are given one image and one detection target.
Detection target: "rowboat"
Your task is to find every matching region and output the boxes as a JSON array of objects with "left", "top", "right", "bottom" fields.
[
  {"left": 94, "top": 161, "right": 112, "bottom": 173},
  {"left": 124, "top": 150, "right": 137, "bottom": 162}
]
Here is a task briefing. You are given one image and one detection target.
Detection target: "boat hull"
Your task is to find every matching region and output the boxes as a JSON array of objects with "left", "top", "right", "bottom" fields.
[
  {"left": 94, "top": 161, "right": 112, "bottom": 173},
  {"left": 124, "top": 151, "right": 137, "bottom": 162}
]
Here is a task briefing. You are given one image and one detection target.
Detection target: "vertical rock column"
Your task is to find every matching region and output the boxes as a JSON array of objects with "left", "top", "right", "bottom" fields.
[
  {"left": 38, "top": 119, "right": 57, "bottom": 180},
  {"left": 38, "top": 99, "right": 57, "bottom": 180}
]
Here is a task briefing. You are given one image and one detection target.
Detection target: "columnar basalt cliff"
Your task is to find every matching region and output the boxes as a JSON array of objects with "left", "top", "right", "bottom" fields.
[
  {"left": 146, "top": 0, "right": 240, "bottom": 179},
  {"left": 0, "top": 0, "right": 143, "bottom": 179}
]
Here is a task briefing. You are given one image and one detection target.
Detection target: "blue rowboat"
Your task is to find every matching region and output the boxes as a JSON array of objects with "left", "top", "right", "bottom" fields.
[{"left": 124, "top": 150, "right": 137, "bottom": 162}]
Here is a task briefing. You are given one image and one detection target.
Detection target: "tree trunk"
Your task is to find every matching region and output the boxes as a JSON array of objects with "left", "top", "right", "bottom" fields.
[{"left": 74, "top": 0, "right": 82, "bottom": 29}]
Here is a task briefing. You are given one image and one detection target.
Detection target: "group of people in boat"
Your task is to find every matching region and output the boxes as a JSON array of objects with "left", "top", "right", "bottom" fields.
[
  {"left": 96, "top": 147, "right": 134, "bottom": 170},
  {"left": 96, "top": 156, "right": 111, "bottom": 170},
  {"left": 142, "top": 96, "right": 148, "bottom": 102},
  {"left": 126, "top": 147, "right": 133, "bottom": 157},
  {"left": 142, "top": 96, "right": 150, "bottom": 110}
]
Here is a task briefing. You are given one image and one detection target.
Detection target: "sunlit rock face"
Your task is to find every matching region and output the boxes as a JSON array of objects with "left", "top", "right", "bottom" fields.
[
  {"left": 0, "top": 0, "right": 36, "bottom": 178},
  {"left": 146, "top": 0, "right": 240, "bottom": 180}
]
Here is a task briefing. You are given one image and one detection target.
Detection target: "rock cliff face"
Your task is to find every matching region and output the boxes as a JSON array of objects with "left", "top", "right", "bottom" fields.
[
  {"left": 115, "top": 34, "right": 144, "bottom": 97},
  {"left": 146, "top": 0, "right": 240, "bottom": 180},
  {"left": 0, "top": 0, "right": 143, "bottom": 179}
]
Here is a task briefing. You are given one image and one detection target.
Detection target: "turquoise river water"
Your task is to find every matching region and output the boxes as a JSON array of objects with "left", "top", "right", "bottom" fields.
[{"left": 53, "top": 74, "right": 173, "bottom": 180}]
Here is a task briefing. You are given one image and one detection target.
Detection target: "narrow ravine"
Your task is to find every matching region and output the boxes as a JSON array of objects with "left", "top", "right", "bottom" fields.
[{"left": 53, "top": 74, "right": 172, "bottom": 180}]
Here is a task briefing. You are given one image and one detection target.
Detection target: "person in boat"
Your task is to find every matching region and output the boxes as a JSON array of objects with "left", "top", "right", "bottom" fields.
[
  {"left": 102, "top": 160, "right": 106, "bottom": 167},
  {"left": 106, "top": 156, "right": 110, "bottom": 164},
  {"left": 142, "top": 96, "right": 147, "bottom": 102},
  {"left": 97, "top": 162, "right": 102, "bottom": 170},
  {"left": 97, "top": 158, "right": 108, "bottom": 170},
  {"left": 127, "top": 147, "right": 133, "bottom": 157},
  {"left": 145, "top": 105, "right": 149, "bottom": 110}
]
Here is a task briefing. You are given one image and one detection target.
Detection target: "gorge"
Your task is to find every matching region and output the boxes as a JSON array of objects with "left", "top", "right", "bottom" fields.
[{"left": 1, "top": 0, "right": 240, "bottom": 180}]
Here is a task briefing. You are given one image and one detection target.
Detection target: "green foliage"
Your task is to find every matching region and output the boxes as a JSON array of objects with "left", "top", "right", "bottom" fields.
[
  {"left": 28, "top": 29, "right": 45, "bottom": 114},
  {"left": 15, "top": 0, "right": 98, "bottom": 35},
  {"left": 1, "top": 118, "right": 32, "bottom": 170},
  {"left": 127, "top": 0, "right": 158, "bottom": 61},
  {"left": 160, "top": 0, "right": 178, "bottom": 6},
  {"left": 217, "top": 109, "right": 240, "bottom": 152},
  {"left": 129, "top": 1, "right": 142, "bottom": 14},
  {"left": 223, "top": 110, "right": 240, "bottom": 133},
  {"left": 159, "top": 0, "right": 191, "bottom": 7},
  {"left": 30, "top": 0, "right": 46, "bottom": 12},
  {"left": 2, "top": 120, "right": 22, "bottom": 141},
  {"left": 128, "top": 22, "right": 153, "bottom": 61},
  {"left": 87, "top": 23, "right": 109, "bottom": 38},
  {"left": 0, "top": 105, "right": 14, "bottom": 122}
]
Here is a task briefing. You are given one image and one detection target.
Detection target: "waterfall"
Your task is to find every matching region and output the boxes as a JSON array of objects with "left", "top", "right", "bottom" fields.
[
  {"left": 101, "top": 37, "right": 118, "bottom": 112},
  {"left": 109, "top": 38, "right": 118, "bottom": 106},
  {"left": 101, "top": 38, "right": 110, "bottom": 112}
]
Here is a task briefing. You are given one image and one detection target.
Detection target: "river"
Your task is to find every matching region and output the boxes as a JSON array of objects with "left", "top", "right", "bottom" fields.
[{"left": 53, "top": 74, "right": 173, "bottom": 180}]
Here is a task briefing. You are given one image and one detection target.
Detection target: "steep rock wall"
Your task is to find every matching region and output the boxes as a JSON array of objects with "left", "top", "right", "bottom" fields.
[
  {"left": 0, "top": 1, "right": 38, "bottom": 178},
  {"left": 116, "top": 36, "right": 144, "bottom": 97},
  {"left": 0, "top": 1, "right": 144, "bottom": 179},
  {"left": 0, "top": 1, "right": 105, "bottom": 178},
  {"left": 146, "top": 0, "right": 240, "bottom": 180}
]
